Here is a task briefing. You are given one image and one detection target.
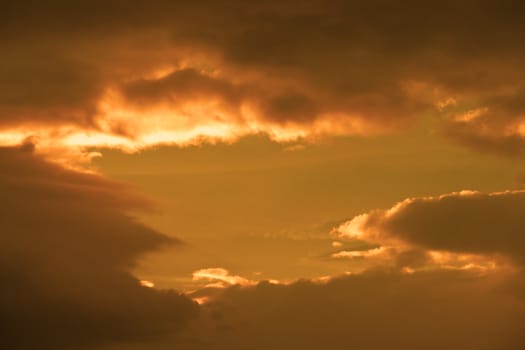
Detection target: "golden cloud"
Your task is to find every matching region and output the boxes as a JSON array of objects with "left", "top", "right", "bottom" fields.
[{"left": 3, "top": 1, "right": 525, "bottom": 161}]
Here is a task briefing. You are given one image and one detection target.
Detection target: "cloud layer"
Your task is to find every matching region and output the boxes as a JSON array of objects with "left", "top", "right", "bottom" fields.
[
  {"left": 124, "top": 269, "right": 525, "bottom": 350},
  {"left": 3, "top": 1, "right": 525, "bottom": 157}
]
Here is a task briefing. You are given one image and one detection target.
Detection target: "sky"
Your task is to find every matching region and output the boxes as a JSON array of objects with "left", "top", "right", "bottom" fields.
[{"left": 2, "top": 1, "right": 525, "bottom": 349}]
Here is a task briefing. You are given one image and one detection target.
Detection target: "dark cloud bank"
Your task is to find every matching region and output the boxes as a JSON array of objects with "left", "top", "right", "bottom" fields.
[
  {"left": 3, "top": 1, "right": 525, "bottom": 152},
  {"left": 179, "top": 270, "right": 525, "bottom": 350},
  {"left": 0, "top": 146, "right": 197, "bottom": 349}
]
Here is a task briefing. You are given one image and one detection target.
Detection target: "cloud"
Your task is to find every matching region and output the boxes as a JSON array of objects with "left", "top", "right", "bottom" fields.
[
  {"left": 3, "top": 1, "right": 525, "bottom": 157},
  {"left": 441, "top": 91, "right": 525, "bottom": 156},
  {"left": 164, "top": 187, "right": 525, "bottom": 350},
  {"left": 0, "top": 146, "right": 197, "bottom": 349},
  {"left": 336, "top": 190, "right": 525, "bottom": 264},
  {"left": 134, "top": 269, "right": 525, "bottom": 350}
]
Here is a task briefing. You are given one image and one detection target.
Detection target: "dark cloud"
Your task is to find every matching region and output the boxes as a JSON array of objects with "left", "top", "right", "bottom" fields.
[
  {"left": 0, "top": 146, "right": 197, "bottom": 349},
  {"left": 2, "top": 1, "right": 525, "bottom": 150},
  {"left": 137, "top": 269, "right": 525, "bottom": 350},
  {"left": 441, "top": 88, "right": 525, "bottom": 156},
  {"left": 123, "top": 69, "right": 240, "bottom": 106},
  {"left": 340, "top": 191, "right": 525, "bottom": 264},
  {"left": 120, "top": 68, "right": 244, "bottom": 124}
]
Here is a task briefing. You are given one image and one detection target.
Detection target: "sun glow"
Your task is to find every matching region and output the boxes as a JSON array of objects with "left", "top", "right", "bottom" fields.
[
  {"left": 139, "top": 280, "right": 155, "bottom": 288},
  {"left": 334, "top": 213, "right": 369, "bottom": 240},
  {"left": 192, "top": 268, "right": 256, "bottom": 287},
  {"left": 0, "top": 81, "right": 389, "bottom": 167},
  {"left": 331, "top": 246, "right": 386, "bottom": 259}
]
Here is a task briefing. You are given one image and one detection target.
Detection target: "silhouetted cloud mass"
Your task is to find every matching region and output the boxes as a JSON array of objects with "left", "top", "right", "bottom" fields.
[
  {"left": 0, "top": 145, "right": 197, "bottom": 350},
  {"left": 115, "top": 269, "right": 525, "bottom": 350},
  {"left": 338, "top": 191, "right": 525, "bottom": 264}
]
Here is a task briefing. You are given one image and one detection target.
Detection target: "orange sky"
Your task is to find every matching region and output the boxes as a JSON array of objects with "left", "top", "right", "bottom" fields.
[{"left": 2, "top": 1, "right": 525, "bottom": 349}]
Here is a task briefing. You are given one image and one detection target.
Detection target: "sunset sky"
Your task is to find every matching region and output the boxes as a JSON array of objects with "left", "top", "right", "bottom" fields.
[{"left": 2, "top": 1, "right": 525, "bottom": 349}]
